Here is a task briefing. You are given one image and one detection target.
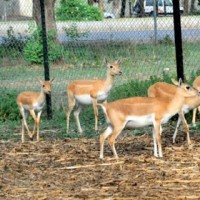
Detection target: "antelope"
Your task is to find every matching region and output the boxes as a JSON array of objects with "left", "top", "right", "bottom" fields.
[
  {"left": 17, "top": 78, "right": 54, "bottom": 143},
  {"left": 192, "top": 76, "right": 200, "bottom": 126},
  {"left": 98, "top": 79, "right": 198, "bottom": 159},
  {"left": 148, "top": 79, "right": 200, "bottom": 144},
  {"left": 66, "top": 59, "right": 122, "bottom": 133}
]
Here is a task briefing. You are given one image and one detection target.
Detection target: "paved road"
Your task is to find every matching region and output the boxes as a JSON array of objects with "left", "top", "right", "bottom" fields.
[
  {"left": 0, "top": 16, "right": 200, "bottom": 43},
  {"left": 58, "top": 29, "right": 200, "bottom": 43}
]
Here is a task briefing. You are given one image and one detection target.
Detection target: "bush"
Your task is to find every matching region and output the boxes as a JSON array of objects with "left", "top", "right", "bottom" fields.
[
  {"left": 23, "top": 29, "right": 62, "bottom": 64},
  {"left": 56, "top": 0, "right": 103, "bottom": 21},
  {"left": 109, "top": 73, "right": 173, "bottom": 101},
  {"left": 63, "top": 23, "right": 89, "bottom": 41},
  {"left": 0, "top": 89, "right": 19, "bottom": 121},
  {"left": 1, "top": 26, "right": 27, "bottom": 52}
]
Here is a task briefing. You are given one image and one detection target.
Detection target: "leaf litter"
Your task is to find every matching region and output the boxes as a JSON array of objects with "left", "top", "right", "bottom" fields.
[{"left": 1, "top": 130, "right": 200, "bottom": 199}]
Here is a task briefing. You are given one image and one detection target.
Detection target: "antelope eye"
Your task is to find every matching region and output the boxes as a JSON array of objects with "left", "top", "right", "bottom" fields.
[
  {"left": 186, "top": 86, "right": 190, "bottom": 90},
  {"left": 110, "top": 66, "right": 113, "bottom": 69},
  {"left": 43, "top": 85, "right": 45, "bottom": 87}
]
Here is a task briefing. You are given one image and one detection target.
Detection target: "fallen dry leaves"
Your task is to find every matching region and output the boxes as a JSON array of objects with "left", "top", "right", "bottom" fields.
[{"left": 1, "top": 130, "right": 200, "bottom": 200}]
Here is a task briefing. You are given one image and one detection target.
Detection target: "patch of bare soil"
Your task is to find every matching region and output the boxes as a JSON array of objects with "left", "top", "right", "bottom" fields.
[{"left": 1, "top": 131, "right": 200, "bottom": 200}]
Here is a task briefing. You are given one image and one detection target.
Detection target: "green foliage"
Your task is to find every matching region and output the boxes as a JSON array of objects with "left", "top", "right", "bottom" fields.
[
  {"left": 63, "top": 23, "right": 89, "bottom": 41},
  {"left": 159, "top": 34, "right": 173, "bottom": 45},
  {"left": 109, "top": 72, "right": 173, "bottom": 101},
  {"left": 23, "top": 29, "right": 62, "bottom": 64},
  {"left": 0, "top": 88, "right": 19, "bottom": 121},
  {"left": 56, "top": 0, "right": 103, "bottom": 21}
]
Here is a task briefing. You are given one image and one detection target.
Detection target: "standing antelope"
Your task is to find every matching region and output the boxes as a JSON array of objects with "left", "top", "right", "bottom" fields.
[
  {"left": 98, "top": 79, "right": 198, "bottom": 159},
  {"left": 66, "top": 59, "right": 122, "bottom": 133},
  {"left": 148, "top": 79, "right": 200, "bottom": 144},
  {"left": 17, "top": 78, "right": 54, "bottom": 143},
  {"left": 192, "top": 76, "right": 200, "bottom": 126}
]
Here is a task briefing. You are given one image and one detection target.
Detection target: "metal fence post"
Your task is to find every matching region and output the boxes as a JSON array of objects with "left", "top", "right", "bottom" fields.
[
  {"left": 40, "top": 0, "right": 52, "bottom": 119},
  {"left": 172, "top": 0, "right": 184, "bottom": 81},
  {"left": 153, "top": 0, "right": 158, "bottom": 44}
]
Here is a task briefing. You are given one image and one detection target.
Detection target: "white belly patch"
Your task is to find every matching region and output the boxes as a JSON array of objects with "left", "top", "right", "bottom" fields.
[
  {"left": 125, "top": 114, "right": 154, "bottom": 128},
  {"left": 75, "top": 95, "right": 93, "bottom": 105},
  {"left": 161, "top": 114, "right": 173, "bottom": 124},
  {"left": 75, "top": 92, "right": 109, "bottom": 105},
  {"left": 23, "top": 101, "right": 45, "bottom": 112}
]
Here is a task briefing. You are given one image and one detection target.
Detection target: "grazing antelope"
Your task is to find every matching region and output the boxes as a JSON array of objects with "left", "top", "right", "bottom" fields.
[
  {"left": 66, "top": 59, "right": 122, "bottom": 133},
  {"left": 192, "top": 76, "right": 200, "bottom": 126},
  {"left": 17, "top": 78, "right": 54, "bottom": 143},
  {"left": 98, "top": 79, "right": 198, "bottom": 159},
  {"left": 148, "top": 79, "right": 200, "bottom": 144}
]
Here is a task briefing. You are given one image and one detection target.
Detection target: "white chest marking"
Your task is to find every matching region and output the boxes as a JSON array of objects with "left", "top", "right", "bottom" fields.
[
  {"left": 182, "top": 104, "right": 191, "bottom": 114},
  {"left": 33, "top": 101, "right": 45, "bottom": 111},
  {"left": 97, "top": 90, "right": 110, "bottom": 101}
]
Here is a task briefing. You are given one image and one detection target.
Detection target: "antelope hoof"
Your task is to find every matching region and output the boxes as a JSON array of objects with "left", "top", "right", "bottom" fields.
[
  {"left": 192, "top": 123, "right": 196, "bottom": 127},
  {"left": 28, "top": 132, "right": 34, "bottom": 139}
]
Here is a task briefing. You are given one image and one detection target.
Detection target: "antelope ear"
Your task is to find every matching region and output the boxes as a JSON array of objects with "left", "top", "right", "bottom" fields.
[
  {"left": 36, "top": 77, "right": 43, "bottom": 85},
  {"left": 115, "top": 59, "right": 121, "bottom": 64},
  {"left": 104, "top": 58, "right": 108, "bottom": 65},
  {"left": 171, "top": 78, "right": 179, "bottom": 86},
  {"left": 50, "top": 78, "right": 55, "bottom": 83},
  {"left": 178, "top": 78, "right": 183, "bottom": 87}
]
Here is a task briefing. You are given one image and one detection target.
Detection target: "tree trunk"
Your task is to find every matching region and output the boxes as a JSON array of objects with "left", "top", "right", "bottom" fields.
[
  {"left": 113, "top": 0, "right": 121, "bottom": 18},
  {"left": 183, "top": 0, "right": 189, "bottom": 15},
  {"left": 139, "top": 0, "right": 145, "bottom": 17},
  {"left": 190, "top": 0, "right": 196, "bottom": 13},
  {"left": 98, "top": 0, "right": 104, "bottom": 11},
  {"left": 120, "top": 0, "right": 126, "bottom": 17},
  {"left": 88, "top": 0, "right": 94, "bottom": 5},
  {"left": 32, "top": 0, "right": 56, "bottom": 32}
]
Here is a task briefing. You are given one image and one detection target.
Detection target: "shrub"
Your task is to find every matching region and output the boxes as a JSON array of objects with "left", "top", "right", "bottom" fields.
[
  {"left": 0, "top": 88, "right": 19, "bottom": 121},
  {"left": 63, "top": 23, "right": 89, "bottom": 41},
  {"left": 23, "top": 29, "right": 62, "bottom": 64},
  {"left": 1, "top": 26, "right": 27, "bottom": 52},
  {"left": 56, "top": 0, "right": 103, "bottom": 21},
  {"left": 109, "top": 73, "right": 173, "bottom": 101},
  {"left": 159, "top": 34, "right": 173, "bottom": 45}
]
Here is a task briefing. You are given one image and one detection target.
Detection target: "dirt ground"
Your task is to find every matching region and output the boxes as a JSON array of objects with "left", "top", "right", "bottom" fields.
[{"left": 1, "top": 130, "right": 200, "bottom": 200}]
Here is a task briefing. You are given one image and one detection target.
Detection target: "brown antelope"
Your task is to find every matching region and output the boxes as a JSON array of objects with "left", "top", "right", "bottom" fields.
[
  {"left": 17, "top": 78, "right": 54, "bottom": 143},
  {"left": 192, "top": 76, "right": 200, "bottom": 126},
  {"left": 98, "top": 79, "right": 198, "bottom": 159},
  {"left": 66, "top": 59, "right": 122, "bottom": 133},
  {"left": 148, "top": 79, "right": 200, "bottom": 144}
]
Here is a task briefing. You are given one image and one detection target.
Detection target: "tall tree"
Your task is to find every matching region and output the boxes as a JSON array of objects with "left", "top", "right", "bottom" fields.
[
  {"left": 98, "top": 0, "right": 104, "bottom": 11},
  {"left": 113, "top": 0, "right": 121, "bottom": 18},
  {"left": 183, "top": 0, "right": 189, "bottom": 15},
  {"left": 88, "top": 0, "right": 104, "bottom": 10},
  {"left": 88, "top": 0, "right": 94, "bottom": 5},
  {"left": 139, "top": 0, "right": 145, "bottom": 17},
  {"left": 190, "top": 0, "right": 196, "bottom": 13},
  {"left": 121, "top": 0, "right": 126, "bottom": 17},
  {"left": 32, "top": 0, "right": 56, "bottom": 32}
]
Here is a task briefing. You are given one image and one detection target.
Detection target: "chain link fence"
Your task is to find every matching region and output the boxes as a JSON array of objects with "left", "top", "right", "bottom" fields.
[{"left": 0, "top": 0, "right": 200, "bottom": 139}]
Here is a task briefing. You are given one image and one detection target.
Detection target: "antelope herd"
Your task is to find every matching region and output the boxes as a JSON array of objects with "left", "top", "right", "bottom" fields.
[{"left": 16, "top": 64, "right": 200, "bottom": 158}]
